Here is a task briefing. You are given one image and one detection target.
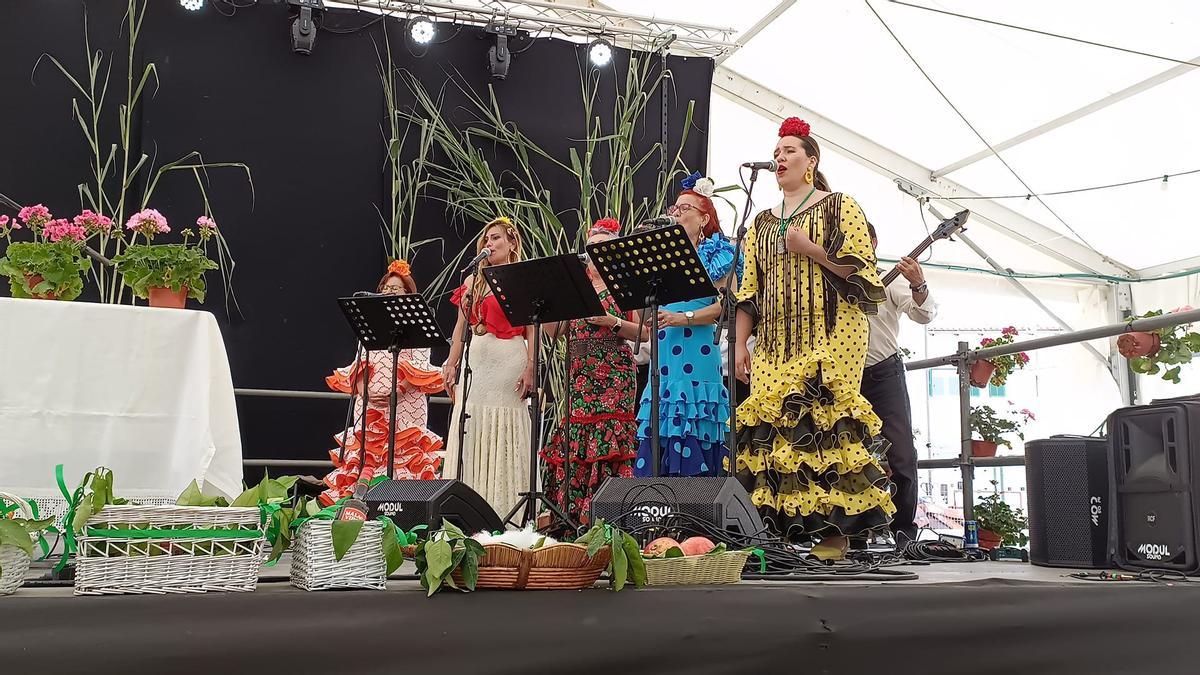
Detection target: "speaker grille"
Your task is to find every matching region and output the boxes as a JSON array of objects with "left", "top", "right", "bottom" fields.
[
  {"left": 365, "top": 479, "right": 452, "bottom": 501},
  {"left": 1026, "top": 436, "right": 1109, "bottom": 568}
]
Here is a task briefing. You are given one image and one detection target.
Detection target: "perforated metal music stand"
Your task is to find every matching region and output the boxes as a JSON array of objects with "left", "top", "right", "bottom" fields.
[
  {"left": 585, "top": 224, "right": 712, "bottom": 476},
  {"left": 482, "top": 254, "right": 606, "bottom": 530},
  {"left": 337, "top": 293, "right": 447, "bottom": 478}
]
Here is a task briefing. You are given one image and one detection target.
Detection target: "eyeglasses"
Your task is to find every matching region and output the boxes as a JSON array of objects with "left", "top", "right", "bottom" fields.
[{"left": 666, "top": 203, "right": 700, "bottom": 216}]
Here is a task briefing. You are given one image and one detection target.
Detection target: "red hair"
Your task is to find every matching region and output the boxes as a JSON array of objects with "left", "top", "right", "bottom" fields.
[{"left": 679, "top": 190, "right": 721, "bottom": 238}]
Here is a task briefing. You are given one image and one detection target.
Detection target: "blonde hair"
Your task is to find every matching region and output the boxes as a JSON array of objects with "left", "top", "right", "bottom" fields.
[{"left": 469, "top": 217, "right": 522, "bottom": 312}]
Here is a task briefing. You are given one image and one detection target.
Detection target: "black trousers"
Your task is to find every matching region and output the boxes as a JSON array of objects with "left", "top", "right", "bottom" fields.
[{"left": 861, "top": 354, "right": 918, "bottom": 541}]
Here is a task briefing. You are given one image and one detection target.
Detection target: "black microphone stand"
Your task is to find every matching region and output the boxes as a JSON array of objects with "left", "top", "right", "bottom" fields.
[
  {"left": 452, "top": 269, "right": 480, "bottom": 480},
  {"left": 714, "top": 166, "right": 763, "bottom": 470}
]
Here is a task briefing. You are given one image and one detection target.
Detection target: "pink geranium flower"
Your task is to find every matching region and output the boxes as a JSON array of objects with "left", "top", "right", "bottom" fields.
[
  {"left": 0, "top": 215, "right": 10, "bottom": 229},
  {"left": 42, "top": 218, "right": 87, "bottom": 242},
  {"left": 18, "top": 204, "right": 52, "bottom": 228},
  {"left": 196, "top": 215, "right": 216, "bottom": 230},
  {"left": 124, "top": 208, "right": 170, "bottom": 239},
  {"left": 74, "top": 210, "right": 113, "bottom": 234}
]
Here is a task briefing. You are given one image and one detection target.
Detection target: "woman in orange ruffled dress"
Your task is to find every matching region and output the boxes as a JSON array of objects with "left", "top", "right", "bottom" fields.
[{"left": 318, "top": 260, "right": 445, "bottom": 506}]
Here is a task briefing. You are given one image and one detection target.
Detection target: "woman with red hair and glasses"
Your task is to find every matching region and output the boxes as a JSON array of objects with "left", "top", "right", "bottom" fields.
[
  {"left": 633, "top": 173, "right": 739, "bottom": 478},
  {"left": 318, "top": 260, "right": 445, "bottom": 506},
  {"left": 539, "top": 218, "right": 641, "bottom": 527},
  {"left": 732, "top": 118, "right": 893, "bottom": 560}
]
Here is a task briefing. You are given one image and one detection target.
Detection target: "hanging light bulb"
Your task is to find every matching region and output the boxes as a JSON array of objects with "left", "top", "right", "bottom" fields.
[
  {"left": 588, "top": 37, "right": 613, "bottom": 67},
  {"left": 1161, "top": 175, "right": 1169, "bottom": 191},
  {"left": 410, "top": 16, "right": 436, "bottom": 45}
]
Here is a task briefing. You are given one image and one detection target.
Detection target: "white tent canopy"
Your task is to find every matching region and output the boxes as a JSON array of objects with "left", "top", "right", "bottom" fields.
[{"left": 600, "top": 0, "right": 1200, "bottom": 281}]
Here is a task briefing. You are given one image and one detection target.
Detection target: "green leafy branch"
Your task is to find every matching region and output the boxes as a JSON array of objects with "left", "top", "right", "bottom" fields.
[
  {"left": 414, "top": 519, "right": 486, "bottom": 596},
  {"left": 572, "top": 519, "right": 645, "bottom": 591}
]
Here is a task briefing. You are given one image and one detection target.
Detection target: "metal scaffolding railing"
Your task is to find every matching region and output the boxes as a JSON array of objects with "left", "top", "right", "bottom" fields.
[
  {"left": 237, "top": 308, "right": 1200, "bottom": 524},
  {"left": 903, "top": 307, "right": 1200, "bottom": 521}
]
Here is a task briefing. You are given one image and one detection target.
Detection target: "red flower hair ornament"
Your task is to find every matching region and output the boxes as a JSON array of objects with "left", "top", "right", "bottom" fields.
[
  {"left": 589, "top": 217, "right": 620, "bottom": 236},
  {"left": 778, "top": 117, "right": 811, "bottom": 138}
]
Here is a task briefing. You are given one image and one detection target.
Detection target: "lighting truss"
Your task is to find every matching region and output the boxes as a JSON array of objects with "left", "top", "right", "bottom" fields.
[{"left": 330, "top": 0, "right": 739, "bottom": 57}]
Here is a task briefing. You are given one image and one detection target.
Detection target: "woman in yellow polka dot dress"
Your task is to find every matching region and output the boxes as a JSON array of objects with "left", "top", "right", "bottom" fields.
[{"left": 732, "top": 117, "right": 895, "bottom": 559}]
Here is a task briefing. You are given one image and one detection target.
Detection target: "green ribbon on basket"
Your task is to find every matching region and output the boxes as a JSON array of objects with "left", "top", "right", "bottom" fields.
[
  {"left": 749, "top": 547, "right": 766, "bottom": 573},
  {"left": 52, "top": 464, "right": 85, "bottom": 573},
  {"left": 84, "top": 527, "right": 264, "bottom": 539}
]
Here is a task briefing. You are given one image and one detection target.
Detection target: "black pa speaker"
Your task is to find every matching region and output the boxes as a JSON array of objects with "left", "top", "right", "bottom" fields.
[
  {"left": 364, "top": 479, "right": 503, "bottom": 534},
  {"left": 588, "top": 477, "right": 765, "bottom": 543},
  {"left": 1025, "top": 435, "right": 1111, "bottom": 568},
  {"left": 1109, "top": 396, "right": 1200, "bottom": 574}
]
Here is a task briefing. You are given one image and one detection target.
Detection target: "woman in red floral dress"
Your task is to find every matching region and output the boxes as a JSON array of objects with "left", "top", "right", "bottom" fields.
[{"left": 540, "top": 219, "right": 642, "bottom": 526}]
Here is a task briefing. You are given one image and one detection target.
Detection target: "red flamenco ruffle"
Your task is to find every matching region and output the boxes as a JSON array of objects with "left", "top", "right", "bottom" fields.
[
  {"left": 319, "top": 411, "right": 443, "bottom": 506},
  {"left": 450, "top": 284, "right": 523, "bottom": 340},
  {"left": 325, "top": 360, "right": 444, "bottom": 395},
  {"left": 539, "top": 418, "right": 639, "bottom": 468}
]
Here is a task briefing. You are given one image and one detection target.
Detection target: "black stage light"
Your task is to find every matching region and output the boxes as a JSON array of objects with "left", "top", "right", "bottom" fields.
[{"left": 287, "top": 0, "right": 324, "bottom": 55}]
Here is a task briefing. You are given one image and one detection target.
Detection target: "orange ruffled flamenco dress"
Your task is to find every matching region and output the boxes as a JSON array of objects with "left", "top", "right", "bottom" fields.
[{"left": 319, "top": 348, "right": 445, "bottom": 506}]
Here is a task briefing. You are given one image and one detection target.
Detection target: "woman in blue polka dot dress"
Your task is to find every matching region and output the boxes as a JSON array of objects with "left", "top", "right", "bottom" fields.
[{"left": 634, "top": 173, "right": 738, "bottom": 477}]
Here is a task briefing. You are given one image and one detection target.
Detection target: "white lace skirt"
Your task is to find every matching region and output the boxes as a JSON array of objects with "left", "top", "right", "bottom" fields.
[{"left": 443, "top": 333, "right": 531, "bottom": 520}]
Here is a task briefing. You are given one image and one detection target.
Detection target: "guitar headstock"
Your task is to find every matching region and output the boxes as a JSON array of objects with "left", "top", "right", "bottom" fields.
[{"left": 933, "top": 210, "right": 969, "bottom": 242}]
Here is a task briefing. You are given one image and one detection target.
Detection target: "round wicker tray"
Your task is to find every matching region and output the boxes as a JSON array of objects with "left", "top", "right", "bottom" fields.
[
  {"left": 451, "top": 542, "right": 611, "bottom": 590},
  {"left": 643, "top": 550, "right": 750, "bottom": 586}
]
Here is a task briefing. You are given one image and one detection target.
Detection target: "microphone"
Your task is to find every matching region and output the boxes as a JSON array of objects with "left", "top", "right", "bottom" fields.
[
  {"left": 461, "top": 248, "right": 492, "bottom": 273},
  {"left": 637, "top": 215, "right": 678, "bottom": 229},
  {"left": 742, "top": 160, "right": 777, "bottom": 172}
]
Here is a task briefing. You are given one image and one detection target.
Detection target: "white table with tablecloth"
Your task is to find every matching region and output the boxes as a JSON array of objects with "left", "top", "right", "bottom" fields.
[{"left": 0, "top": 297, "right": 243, "bottom": 512}]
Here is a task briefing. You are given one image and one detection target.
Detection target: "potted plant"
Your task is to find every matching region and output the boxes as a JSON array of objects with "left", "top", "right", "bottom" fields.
[
  {"left": 971, "top": 327, "right": 1030, "bottom": 388},
  {"left": 0, "top": 205, "right": 104, "bottom": 300},
  {"left": 969, "top": 404, "right": 1034, "bottom": 457},
  {"left": 1120, "top": 308, "right": 1200, "bottom": 384},
  {"left": 975, "top": 481, "right": 1029, "bottom": 551},
  {"left": 113, "top": 212, "right": 219, "bottom": 309}
]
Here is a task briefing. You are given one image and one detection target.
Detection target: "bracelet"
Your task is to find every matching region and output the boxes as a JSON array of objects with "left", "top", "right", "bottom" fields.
[{"left": 612, "top": 317, "right": 621, "bottom": 331}]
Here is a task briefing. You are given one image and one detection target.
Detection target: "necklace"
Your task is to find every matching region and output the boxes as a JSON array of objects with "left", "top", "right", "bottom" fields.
[{"left": 777, "top": 186, "right": 817, "bottom": 254}]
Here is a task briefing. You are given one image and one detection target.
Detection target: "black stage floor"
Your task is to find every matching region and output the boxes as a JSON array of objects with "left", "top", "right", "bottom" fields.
[{"left": 5, "top": 563, "right": 1199, "bottom": 675}]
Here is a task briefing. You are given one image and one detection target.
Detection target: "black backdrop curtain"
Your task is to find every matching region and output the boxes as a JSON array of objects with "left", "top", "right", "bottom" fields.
[{"left": 0, "top": 0, "right": 712, "bottom": 465}]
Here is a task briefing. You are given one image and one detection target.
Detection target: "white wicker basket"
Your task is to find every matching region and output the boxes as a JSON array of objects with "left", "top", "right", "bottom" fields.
[
  {"left": 1, "top": 491, "right": 35, "bottom": 596},
  {"left": 290, "top": 520, "right": 386, "bottom": 591},
  {"left": 74, "top": 504, "right": 266, "bottom": 595}
]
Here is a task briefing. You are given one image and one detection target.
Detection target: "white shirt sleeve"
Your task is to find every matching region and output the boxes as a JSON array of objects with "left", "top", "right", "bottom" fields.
[{"left": 893, "top": 284, "right": 937, "bottom": 325}]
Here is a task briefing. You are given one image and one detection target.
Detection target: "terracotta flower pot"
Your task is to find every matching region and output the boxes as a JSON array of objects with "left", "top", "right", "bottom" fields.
[
  {"left": 1117, "top": 331, "right": 1161, "bottom": 359},
  {"left": 23, "top": 274, "right": 58, "bottom": 300},
  {"left": 978, "top": 529, "right": 1003, "bottom": 551},
  {"left": 969, "top": 360, "right": 996, "bottom": 388},
  {"left": 148, "top": 285, "right": 188, "bottom": 309},
  {"left": 971, "top": 440, "right": 999, "bottom": 458}
]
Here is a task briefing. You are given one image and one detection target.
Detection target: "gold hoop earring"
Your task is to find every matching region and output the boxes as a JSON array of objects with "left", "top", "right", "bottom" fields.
[{"left": 804, "top": 166, "right": 814, "bottom": 184}]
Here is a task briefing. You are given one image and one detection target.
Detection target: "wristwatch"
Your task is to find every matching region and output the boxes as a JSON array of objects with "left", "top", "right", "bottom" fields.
[
  {"left": 684, "top": 310, "right": 695, "bottom": 326},
  {"left": 910, "top": 282, "right": 928, "bottom": 294}
]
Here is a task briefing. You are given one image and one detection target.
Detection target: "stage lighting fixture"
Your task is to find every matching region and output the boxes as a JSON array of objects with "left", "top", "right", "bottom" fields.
[
  {"left": 485, "top": 23, "right": 519, "bottom": 80},
  {"left": 409, "top": 16, "right": 436, "bottom": 45},
  {"left": 180, "top": 0, "right": 205, "bottom": 10},
  {"left": 588, "top": 37, "right": 613, "bottom": 67},
  {"left": 287, "top": 0, "right": 324, "bottom": 55}
]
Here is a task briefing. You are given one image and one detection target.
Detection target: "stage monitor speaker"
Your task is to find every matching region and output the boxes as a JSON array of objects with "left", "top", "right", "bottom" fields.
[
  {"left": 588, "top": 477, "right": 765, "bottom": 543},
  {"left": 1109, "top": 396, "right": 1200, "bottom": 574},
  {"left": 364, "top": 479, "right": 503, "bottom": 534},
  {"left": 1025, "top": 435, "right": 1111, "bottom": 568}
]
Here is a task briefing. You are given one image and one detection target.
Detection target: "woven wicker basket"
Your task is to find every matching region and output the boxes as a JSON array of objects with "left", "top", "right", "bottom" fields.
[
  {"left": 643, "top": 550, "right": 750, "bottom": 586},
  {"left": 74, "top": 504, "right": 266, "bottom": 595},
  {"left": 1, "top": 491, "right": 35, "bottom": 596},
  {"left": 451, "top": 542, "right": 611, "bottom": 590},
  {"left": 290, "top": 520, "right": 386, "bottom": 591}
]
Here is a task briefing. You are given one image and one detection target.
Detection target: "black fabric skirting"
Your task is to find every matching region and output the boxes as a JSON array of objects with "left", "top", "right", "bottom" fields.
[{"left": 4, "top": 581, "right": 1200, "bottom": 674}]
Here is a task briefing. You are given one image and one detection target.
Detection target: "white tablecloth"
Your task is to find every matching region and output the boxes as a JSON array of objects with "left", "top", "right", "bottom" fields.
[{"left": 0, "top": 298, "right": 243, "bottom": 502}]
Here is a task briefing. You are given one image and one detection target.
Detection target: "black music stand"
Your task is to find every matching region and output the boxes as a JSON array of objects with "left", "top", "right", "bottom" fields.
[
  {"left": 586, "top": 224, "right": 712, "bottom": 476},
  {"left": 482, "top": 254, "right": 606, "bottom": 530},
  {"left": 337, "top": 293, "right": 447, "bottom": 478}
]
